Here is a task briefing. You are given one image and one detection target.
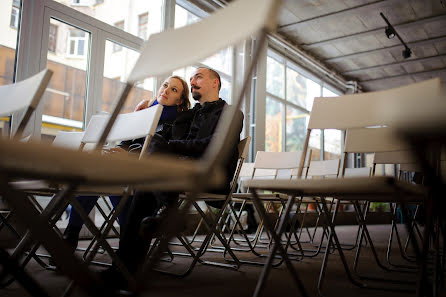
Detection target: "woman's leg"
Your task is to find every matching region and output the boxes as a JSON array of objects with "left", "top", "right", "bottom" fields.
[
  {"left": 64, "top": 196, "right": 99, "bottom": 247},
  {"left": 108, "top": 195, "right": 132, "bottom": 227}
]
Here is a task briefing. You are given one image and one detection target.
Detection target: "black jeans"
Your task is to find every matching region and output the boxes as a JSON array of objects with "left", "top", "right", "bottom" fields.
[{"left": 117, "top": 190, "right": 178, "bottom": 273}]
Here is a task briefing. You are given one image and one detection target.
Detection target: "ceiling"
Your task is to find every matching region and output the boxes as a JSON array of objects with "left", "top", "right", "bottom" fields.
[{"left": 194, "top": 0, "right": 446, "bottom": 92}]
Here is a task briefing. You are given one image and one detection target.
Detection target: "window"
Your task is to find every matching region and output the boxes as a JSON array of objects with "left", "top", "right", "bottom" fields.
[
  {"left": 174, "top": 4, "right": 233, "bottom": 103},
  {"left": 113, "top": 21, "right": 124, "bottom": 52},
  {"left": 265, "top": 50, "right": 315, "bottom": 153},
  {"left": 53, "top": 0, "right": 163, "bottom": 38},
  {"left": 10, "top": 0, "right": 21, "bottom": 29},
  {"left": 48, "top": 24, "right": 58, "bottom": 53},
  {"left": 68, "top": 28, "right": 87, "bottom": 57},
  {"left": 138, "top": 13, "right": 148, "bottom": 39}
]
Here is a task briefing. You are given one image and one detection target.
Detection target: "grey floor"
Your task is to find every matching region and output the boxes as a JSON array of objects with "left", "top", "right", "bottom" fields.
[{"left": 1, "top": 225, "right": 430, "bottom": 297}]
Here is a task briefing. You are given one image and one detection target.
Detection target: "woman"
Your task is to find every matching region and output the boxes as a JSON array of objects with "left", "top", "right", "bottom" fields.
[{"left": 61, "top": 76, "right": 190, "bottom": 254}]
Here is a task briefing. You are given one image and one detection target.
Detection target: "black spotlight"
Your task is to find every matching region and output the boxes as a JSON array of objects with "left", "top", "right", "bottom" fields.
[
  {"left": 385, "top": 26, "right": 395, "bottom": 39},
  {"left": 380, "top": 12, "right": 412, "bottom": 59},
  {"left": 402, "top": 48, "right": 412, "bottom": 59}
]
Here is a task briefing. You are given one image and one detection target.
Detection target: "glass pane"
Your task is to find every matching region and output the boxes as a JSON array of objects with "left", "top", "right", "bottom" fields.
[
  {"left": 309, "top": 129, "right": 321, "bottom": 161},
  {"left": 77, "top": 39, "right": 85, "bottom": 55},
  {"left": 265, "top": 96, "right": 283, "bottom": 152},
  {"left": 202, "top": 47, "right": 232, "bottom": 76},
  {"left": 102, "top": 40, "right": 154, "bottom": 114},
  {"left": 173, "top": 66, "right": 197, "bottom": 108},
  {"left": 42, "top": 19, "right": 89, "bottom": 136},
  {"left": 304, "top": 78, "right": 321, "bottom": 111},
  {"left": 266, "top": 56, "right": 284, "bottom": 98},
  {"left": 286, "top": 106, "right": 309, "bottom": 152},
  {"left": 174, "top": 4, "right": 200, "bottom": 28},
  {"left": 54, "top": 0, "right": 163, "bottom": 39},
  {"left": 324, "top": 129, "right": 342, "bottom": 159},
  {"left": 323, "top": 87, "right": 338, "bottom": 97},
  {"left": 0, "top": 0, "right": 21, "bottom": 135},
  {"left": 220, "top": 77, "right": 232, "bottom": 103}
]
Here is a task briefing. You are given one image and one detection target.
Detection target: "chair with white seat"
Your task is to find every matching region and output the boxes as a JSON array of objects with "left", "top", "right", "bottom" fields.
[
  {"left": 0, "top": 69, "right": 53, "bottom": 292},
  {"left": 153, "top": 136, "right": 251, "bottom": 277},
  {"left": 244, "top": 78, "right": 442, "bottom": 296},
  {"left": 0, "top": 0, "right": 290, "bottom": 295}
]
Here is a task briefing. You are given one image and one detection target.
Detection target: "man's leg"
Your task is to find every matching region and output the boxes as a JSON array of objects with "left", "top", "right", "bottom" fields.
[{"left": 117, "top": 191, "right": 161, "bottom": 273}]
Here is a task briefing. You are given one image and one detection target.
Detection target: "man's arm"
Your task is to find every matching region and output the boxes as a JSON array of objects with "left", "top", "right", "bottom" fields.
[{"left": 167, "top": 108, "right": 244, "bottom": 157}]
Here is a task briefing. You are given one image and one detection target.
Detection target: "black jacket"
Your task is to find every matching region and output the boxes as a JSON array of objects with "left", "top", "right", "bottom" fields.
[{"left": 150, "top": 99, "right": 243, "bottom": 194}]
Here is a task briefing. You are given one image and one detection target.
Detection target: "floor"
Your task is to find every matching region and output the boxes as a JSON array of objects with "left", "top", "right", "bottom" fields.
[{"left": 1, "top": 225, "right": 430, "bottom": 297}]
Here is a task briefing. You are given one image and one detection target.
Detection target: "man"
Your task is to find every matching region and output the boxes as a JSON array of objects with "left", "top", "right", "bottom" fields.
[{"left": 108, "top": 67, "right": 243, "bottom": 286}]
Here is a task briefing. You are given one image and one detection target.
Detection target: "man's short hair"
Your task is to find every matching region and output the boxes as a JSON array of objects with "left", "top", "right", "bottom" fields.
[{"left": 199, "top": 67, "right": 221, "bottom": 91}]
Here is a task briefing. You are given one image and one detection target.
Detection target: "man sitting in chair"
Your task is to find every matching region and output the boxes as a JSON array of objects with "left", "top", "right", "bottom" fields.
[{"left": 105, "top": 67, "right": 244, "bottom": 286}]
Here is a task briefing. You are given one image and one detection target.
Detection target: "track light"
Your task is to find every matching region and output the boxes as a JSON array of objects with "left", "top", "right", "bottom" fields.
[
  {"left": 402, "top": 48, "right": 412, "bottom": 59},
  {"left": 380, "top": 12, "right": 412, "bottom": 59},
  {"left": 385, "top": 26, "right": 395, "bottom": 39}
]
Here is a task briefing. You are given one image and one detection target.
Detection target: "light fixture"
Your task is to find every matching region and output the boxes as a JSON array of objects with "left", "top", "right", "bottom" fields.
[
  {"left": 380, "top": 12, "right": 412, "bottom": 59},
  {"left": 385, "top": 26, "right": 395, "bottom": 39}
]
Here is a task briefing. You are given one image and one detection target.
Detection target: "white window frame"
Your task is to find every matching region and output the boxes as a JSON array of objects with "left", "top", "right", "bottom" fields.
[{"left": 15, "top": 0, "right": 143, "bottom": 138}]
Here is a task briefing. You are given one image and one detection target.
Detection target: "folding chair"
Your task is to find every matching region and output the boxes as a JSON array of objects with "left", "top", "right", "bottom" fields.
[
  {"left": 153, "top": 136, "right": 251, "bottom": 277},
  {"left": 223, "top": 151, "right": 304, "bottom": 267},
  {"left": 244, "top": 78, "right": 442, "bottom": 297},
  {"left": 0, "top": 0, "right": 288, "bottom": 295},
  {"left": 376, "top": 90, "right": 446, "bottom": 296},
  {"left": 0, "top": 69, "right": 53, "bottom": 293}
]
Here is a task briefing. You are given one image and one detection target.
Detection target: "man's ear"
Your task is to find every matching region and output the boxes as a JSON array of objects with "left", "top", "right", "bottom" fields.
[{"left": 213, "top": 78, "right": 219, "bottom": 89}]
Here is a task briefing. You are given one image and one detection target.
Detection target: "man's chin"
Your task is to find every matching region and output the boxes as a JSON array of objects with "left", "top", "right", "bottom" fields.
[{"left": 192, "top": 92, "right": 201, "bottom": 101}]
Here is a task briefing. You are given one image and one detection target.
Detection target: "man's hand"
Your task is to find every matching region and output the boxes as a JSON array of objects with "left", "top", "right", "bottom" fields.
[
  {"left": 134, "top": 99, "right": 149, "bottom": 111},
  {"left": 103, "top": 147, "right": 126, "bottom": 154}
]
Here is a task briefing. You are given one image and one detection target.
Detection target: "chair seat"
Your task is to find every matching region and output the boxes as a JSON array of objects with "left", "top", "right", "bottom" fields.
[
  {"left": 244, "top": 176, "right": 427, "bottom": 202},
  {"left": 0, "top": 138, "right": 224, "bottom": 192}
]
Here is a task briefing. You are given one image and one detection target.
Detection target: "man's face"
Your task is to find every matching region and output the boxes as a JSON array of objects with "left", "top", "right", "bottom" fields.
[{"left": 189, "top": 68, "right": 215, "bottom": 101}]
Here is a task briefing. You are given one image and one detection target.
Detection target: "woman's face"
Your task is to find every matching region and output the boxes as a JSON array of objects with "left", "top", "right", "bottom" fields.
[{"left": 156, "top": 77, "right": 184, "bottom": 107}]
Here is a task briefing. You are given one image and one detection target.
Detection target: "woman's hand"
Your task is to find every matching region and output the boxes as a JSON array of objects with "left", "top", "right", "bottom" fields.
[{"left": 134, "top": 99, "right": 149, "bottom": 111}]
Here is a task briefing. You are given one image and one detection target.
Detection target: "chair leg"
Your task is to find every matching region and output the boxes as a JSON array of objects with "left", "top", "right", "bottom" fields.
[{"left": 250, "top": 190, "right": 309, "bottom": 297}]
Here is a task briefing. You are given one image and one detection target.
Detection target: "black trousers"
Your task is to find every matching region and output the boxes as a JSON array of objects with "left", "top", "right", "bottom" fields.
[{"left": 117, "top": 190, "right": 178, "bottom": 273}]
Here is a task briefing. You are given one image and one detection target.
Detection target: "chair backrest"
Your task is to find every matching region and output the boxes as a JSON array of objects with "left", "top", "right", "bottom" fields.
[
  {"left": 344, "top": 167, "right": 371, "bottom": 178},
  {"left": 228, "top": 136, "right": 252, "bottom": 193},
  {"left": 81, "top": 104, "right": 163, "bottom": 159},
  {"left": 0, "top": 69, "right": 53, "bottom": 139},
  {"left": 52, "top": 131, "right": 85, "bottom": 150},
  {"left": 306, "top": 159, "right": 340, "bottom": 179},
  {"left": 96, "top": 0, "right": 282, "bottom": 193},
  {"left": 253, "top": 151, "right": 303, "bottom": 180},
  {"left": 298, "top": 78, "right": 443, "bottom": 178}
]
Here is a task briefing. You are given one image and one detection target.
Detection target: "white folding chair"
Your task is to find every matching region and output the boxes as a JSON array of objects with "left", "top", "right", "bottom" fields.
[
  {"left": 0, "top": 69, "right": 53, "bottom": 292},
  {"left": 245, "top": 78, "right": 443, "bottom": 296}
]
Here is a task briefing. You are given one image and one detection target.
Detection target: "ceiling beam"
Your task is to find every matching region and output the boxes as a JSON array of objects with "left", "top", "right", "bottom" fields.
[
  {"left": 360, "top": 68, "right": 446, "bottom": 84},
  {"left": 302, "top": 14, "right": 446, "bottom": 49},
  {"left": 343, "top": 54, "right": 446, "bottom": 75},
  {"left": 324, "top": 35, "right": 446, "bottom": 63},
  {"left": 279, "top": 0, "right": 401, "bottom": 30}
]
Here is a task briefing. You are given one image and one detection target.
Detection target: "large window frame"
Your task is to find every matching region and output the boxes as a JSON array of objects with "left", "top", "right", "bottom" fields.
[{"left": 15, "top": 0, "right": 144, "bottom": 138}]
